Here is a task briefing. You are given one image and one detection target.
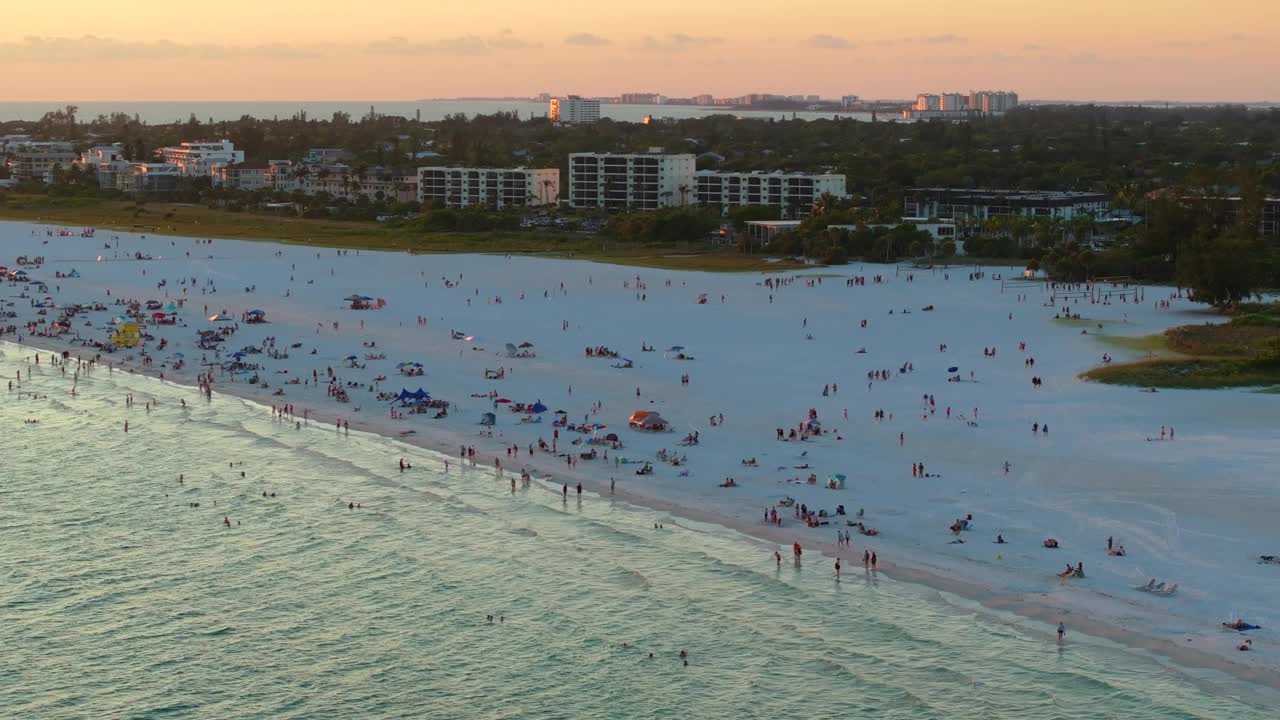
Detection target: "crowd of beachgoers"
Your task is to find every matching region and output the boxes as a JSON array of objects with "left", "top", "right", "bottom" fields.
[{"left": 4, "top": 220, "right": 1278, "bottom": 678}]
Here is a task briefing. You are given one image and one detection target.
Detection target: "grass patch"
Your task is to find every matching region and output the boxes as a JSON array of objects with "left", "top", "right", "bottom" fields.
[
  {"left": 1093, "top": 333, "right": 1174, "bottom": 355},
  {"left": 1082, "top": 358, "right": 1280, "bottom": 389},
  {"left": 0, "top": 195, "right": 803, "bottom": 272},
  {"left": 1165, "top": 323, "right": 1280, "bottom": 357},
  {"left": 1082, "top": 313, "right": 1280, "bottom": 389}
]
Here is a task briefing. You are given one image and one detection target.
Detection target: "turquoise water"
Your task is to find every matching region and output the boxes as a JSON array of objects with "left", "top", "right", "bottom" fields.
[{"left": 0, "top": 342, "right": 1273, "bottom": 719}]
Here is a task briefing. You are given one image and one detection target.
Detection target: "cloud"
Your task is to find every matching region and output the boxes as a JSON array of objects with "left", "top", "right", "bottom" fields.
[
  {"left": 808, "top": 34, "right": 855, "bottom": 49},
  {"left": 640, "top": 34, "right": 723, "bottom": 51},
  {"left": 363, "top": 32, "right": 537, "bottom": 55},
  {"left": 0, "top": 35, "right": 318, "bottom": 62},
  {"left": 565, "top": 32, "right": 610, "bottom": 46},
  {"left": 922, "top": 34, "right": 965, "bottom": 44}
]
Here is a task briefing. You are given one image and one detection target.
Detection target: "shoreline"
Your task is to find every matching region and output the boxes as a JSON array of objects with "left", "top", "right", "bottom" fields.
[{"left": 11, "top": 334, "right": 1278, "bottom": 693}]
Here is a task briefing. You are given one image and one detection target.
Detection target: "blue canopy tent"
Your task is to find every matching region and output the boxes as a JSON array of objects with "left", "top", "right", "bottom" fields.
[
  {"left": 530, "top": 401, "right": 548, "bottom": 414},
  {"left": 391, "top": 388, "right": 431, "bottom": 403}
]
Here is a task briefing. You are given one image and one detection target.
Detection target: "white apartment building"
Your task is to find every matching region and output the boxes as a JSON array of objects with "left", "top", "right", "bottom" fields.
[
  {"left": 695, "top": 170, "right": 848, "bottom": 216},
  {"left": 212, "top": 161, "right": 271, "bottom": 191},
  {"left": 117, "top": 163, "right": 183, "bottom": 194},
  {"left": 550, "top": 96, "right": 601, "bottom": 124},
  {"left": 7, "top": 143, "right": 78, "bottom": 183},
  {"left": 158, "top": 140, "right": 244, "bottom": 177},
  {"left": 417, "top": 167, "right": 560, "bottom": 209},
  {"left": 568, "top": 152, "right": 696, "bottom": 210},
  {"left": 79, "top": 144, "right": 131, "bottom": 189}
]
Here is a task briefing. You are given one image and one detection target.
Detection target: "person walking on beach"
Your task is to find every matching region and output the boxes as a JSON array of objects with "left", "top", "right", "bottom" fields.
[
  {"left": 870, "top": 551, "right": 878, "bottom": 570},
  {"left": 1057, "top": 622, "right": 1066, "bottom": 641},
  {"left": 863, "top": 550, "right": 870, "bottom": 568}
]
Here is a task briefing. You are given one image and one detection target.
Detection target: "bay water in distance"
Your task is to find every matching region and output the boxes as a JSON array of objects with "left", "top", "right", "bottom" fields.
[
  {"left": 0, "top": 341, "right": 1272, "bottom": 719},
  {"left": 0, "top": 100, "right": 872, "bottom": 125}
]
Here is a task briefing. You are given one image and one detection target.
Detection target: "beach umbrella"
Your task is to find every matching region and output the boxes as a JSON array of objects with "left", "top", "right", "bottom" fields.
[
  {"left": 165, "top": 302, "right": 178, "bottom": 312},
  {"left": 947, "top": 366, "right": 959, "bottom": 373},
  {"left": 667, "top": 345, "right": 685, "bottom": 351},
  {"left": 495, "top": 398, "right": 511, "bottom": 404},
  {"left": 530, "top": 402, "right": 548, "bottom": 414},
  {"left": 151, "top": 312, "right": 166, "bottom": 319},
  {"left": 518, "top": 341, "right": 535, "bottom": 348},
  {"left": 344, "top": 294, "right": 363, "bottom": 301}
]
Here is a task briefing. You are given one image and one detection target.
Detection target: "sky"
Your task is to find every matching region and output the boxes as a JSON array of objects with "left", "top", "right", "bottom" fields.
[{"left": 2, "top": 0, "right": 1277, "bottom": 102}]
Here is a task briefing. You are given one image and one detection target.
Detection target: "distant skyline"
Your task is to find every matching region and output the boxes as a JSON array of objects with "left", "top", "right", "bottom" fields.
[{"left": 3, "top": 1, "right": 1277, "bottom": 102}]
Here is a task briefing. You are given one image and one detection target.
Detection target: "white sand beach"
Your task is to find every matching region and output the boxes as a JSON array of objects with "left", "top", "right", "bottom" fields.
[{"left": 5, "top": 220, "right": 1278, "bottom": 686}]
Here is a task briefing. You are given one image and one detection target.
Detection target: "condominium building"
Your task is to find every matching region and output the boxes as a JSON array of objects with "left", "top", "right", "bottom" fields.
[
  {"left": 902, "top": 90, "right": 1019, "bottom": 120},
  {"left": 417, "top": 166, "right": 560, "bottom": 209},
  {"left": 158, "top": 140, "right": 244, "bottom": 177},
  {"left": 7, "top": 143, "right": 78, "bottom": 183},
  {"left": 79, "top": 144, "right": 131, "bottom": 189},
  {"left": 297, "top": 165, "right": 418, "bottom": 204},
  {"left": 212, "top": 160, "right": 271, "bottom": 191},
  {"left": 970, "top": 90, "right": 1019, "bottom": 114},
  {"left": 903, "top": 188, "right": 1109, "bottom": 221},
  {"left": 117, "top": 163, "right": 183, "bottom": 194},
  {"left": 568, "top": 152, "right": 696, "bottom": 210},
  {"left": 550, "top": 96, "right": 601, "bottom": 124},
  {"left": 620, "top": 93, "right": 661, "bottom": 105},
  {"left": 694, "top": 170, "right": 848, "bottom": 216}
]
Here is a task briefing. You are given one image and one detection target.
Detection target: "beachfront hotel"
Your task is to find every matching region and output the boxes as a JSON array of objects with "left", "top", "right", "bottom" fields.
[
  {"left": 568, "top": 152, "right": 696, "bottom": 210},
  {"left": 549, "top": 96, "right": 601, "bottom": 124},
  {"left": 417, "top": 167, "right": 561, "bottom": 209},
  {"left": 904, "top": 188, "right": 1109, "bottom": 221},
  {"left": 6, "top": 142, "right": 77, "bottom": 183},
  {"left": 695, "top": 170, "right": 849, "bottom": 217},
  {"left": 157, "top": 140, "right": 244, "bottom": 177}
]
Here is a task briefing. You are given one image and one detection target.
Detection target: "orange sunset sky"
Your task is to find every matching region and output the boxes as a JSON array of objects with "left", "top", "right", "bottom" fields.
[{"left": 2, "top": 0, "right": 1277, "bottom": 102}]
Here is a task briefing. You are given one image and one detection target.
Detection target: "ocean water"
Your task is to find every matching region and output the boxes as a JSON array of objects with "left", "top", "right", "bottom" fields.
[
  {"left": 0, "top": 341, "right": 1272, "bottom": 719},
  {"left": 0, "top": 100, "right": 874, "bottom": 125}
]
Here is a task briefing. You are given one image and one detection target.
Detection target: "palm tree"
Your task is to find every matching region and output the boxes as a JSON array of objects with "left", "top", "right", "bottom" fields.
[{"left": 678, "top": 183, "right": 691, "bottom": 207}]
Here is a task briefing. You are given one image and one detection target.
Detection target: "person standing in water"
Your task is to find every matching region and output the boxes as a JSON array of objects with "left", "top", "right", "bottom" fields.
[{"left": 1057, "top": 622, "right": 1066, "bottom": 641}]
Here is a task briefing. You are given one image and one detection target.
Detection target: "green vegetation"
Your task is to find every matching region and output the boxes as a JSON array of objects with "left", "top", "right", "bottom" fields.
[
  {"left": 1092, "top": 333, "right": 1173, "bottom": 355},
  {"left": 5, "top": 103, "right": 1280, "bottom": 278},
  {"left": 1083, "top": 304, "right": 1280, "bottom": 388}
]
